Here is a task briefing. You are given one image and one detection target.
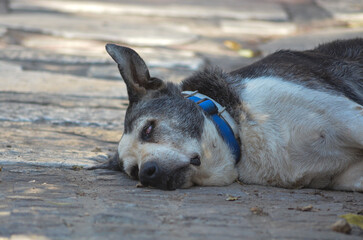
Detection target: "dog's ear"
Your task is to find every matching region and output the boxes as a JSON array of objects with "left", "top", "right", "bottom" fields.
[{"left": 105, "top": 44, "right": 164, "bottom": 104}]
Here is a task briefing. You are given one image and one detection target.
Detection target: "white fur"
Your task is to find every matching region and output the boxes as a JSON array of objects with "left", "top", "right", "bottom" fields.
[
  {"left": 235, "top": 76, "right": 363, "bottom": 191},
  {"left": 192, "top": 118, "right": 238, "bottom": 186}
]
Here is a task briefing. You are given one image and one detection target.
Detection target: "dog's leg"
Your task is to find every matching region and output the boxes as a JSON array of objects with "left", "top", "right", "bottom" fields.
[{"left": 332, "top": 161, "right": 363, "bottom": 192}]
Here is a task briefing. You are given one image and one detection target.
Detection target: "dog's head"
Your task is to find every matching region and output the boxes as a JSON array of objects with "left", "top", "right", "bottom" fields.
[{"left": 106, "top": 44, "right": 238, "bottom": 190}]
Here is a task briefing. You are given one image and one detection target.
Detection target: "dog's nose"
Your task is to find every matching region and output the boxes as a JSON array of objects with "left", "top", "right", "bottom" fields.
[{"left": 139, "top": 161, "right": 162, "bottom": 187}]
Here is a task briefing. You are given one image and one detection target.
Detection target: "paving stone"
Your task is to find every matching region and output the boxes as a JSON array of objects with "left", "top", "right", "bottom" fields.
[
  {"left": 0, "top": 61, "right": 127, "bottom": 97},
  {"left": 260, "top": 27, "right": 363, "bottom": 55},
  {"left": 0, "top": 102, "right": 124, "bottom": 129},
  {"left": 0, "top": 0, "right": 9, "bottom": 14},
  {"left": 220, "top": 20, "right": 297, "bottom": 36},
  {"left": 0, "top": 165, "right": 362, "bottom": 239},
  {"left": 12, "top": 0, "right": 288, "bottom": 21},
  {"left": 0, "top": 27, "right": 5, "bottom": 36},
  {"left": 0, "top": 47, "right": 112, "bottom": 65},
  {"left": 317, "top": 0, "right": 363, "bottom": 21},
  {"left": 0, "top": 122, "right": 120, "bottom": 167},
  {"left": 0, "top": 42, "right": 113, "bottom": 65},
  {"left": 0, "top": 31, "right": 204, "bottom": 71},
  {"left": 0, "top": 91, "right": 127, "bottom": 110},
  {"left": 284, "top": 0, "right": 333, "bottom": 23},
  {"left": 0, "top": 13, "right": 198, "bottom": 47},
  {"left": 0, "top": 61, "right": 125, "bottom": 167}
]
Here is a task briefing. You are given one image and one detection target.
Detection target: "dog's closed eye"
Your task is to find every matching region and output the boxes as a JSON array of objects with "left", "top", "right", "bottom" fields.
[
  {"left": 141, "top": 120, "right": 155, "bottom": 141},
  {"left": 190, "top": 155, "right": 201, "bottom": 166}
]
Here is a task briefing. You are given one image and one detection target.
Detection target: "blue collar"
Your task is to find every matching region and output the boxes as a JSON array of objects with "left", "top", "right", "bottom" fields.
[{"left": 182, "top": 91, "right": 241, "bottom": 164}]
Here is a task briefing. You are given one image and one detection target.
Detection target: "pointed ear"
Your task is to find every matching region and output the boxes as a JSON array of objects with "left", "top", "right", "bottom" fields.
[{"left": 105, "top": 44, "right": 164, "bottom": 104}]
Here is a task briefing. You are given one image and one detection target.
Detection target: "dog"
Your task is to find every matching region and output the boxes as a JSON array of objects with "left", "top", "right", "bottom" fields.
[{"left": 91, "top": 39, "right": 363, "bottom": 192}]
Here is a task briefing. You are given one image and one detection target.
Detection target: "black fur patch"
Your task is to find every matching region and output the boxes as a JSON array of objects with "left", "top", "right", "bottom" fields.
[
  {"left": 181, "top": 68, "right": 242, "bottom": 122},
  {"left": 230, "top": 38, "right": 363, "bottom": 105}
]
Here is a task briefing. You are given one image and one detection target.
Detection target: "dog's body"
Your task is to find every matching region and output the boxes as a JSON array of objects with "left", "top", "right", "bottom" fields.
[{"left": 97, "top": 39, "right": 363, "bottom": 191}]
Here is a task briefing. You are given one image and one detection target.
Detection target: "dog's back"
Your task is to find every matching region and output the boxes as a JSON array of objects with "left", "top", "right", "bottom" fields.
[{"left": 231, "top": 39, "right": 363, "bottom": 105}]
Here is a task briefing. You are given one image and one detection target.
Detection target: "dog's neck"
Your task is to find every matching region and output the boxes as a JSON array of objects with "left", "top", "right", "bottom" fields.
[
  {"left": 180, "top": 68, "right": 241, "bottom": 123},
  {"left": 182, "top": 90, "right": 241, "bottom": 164}
]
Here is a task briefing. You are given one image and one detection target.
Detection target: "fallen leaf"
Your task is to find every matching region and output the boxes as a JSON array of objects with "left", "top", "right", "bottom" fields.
[
  {"left": 71, "top": 165, "right": 83, "bottom": 171},
  {"left": 224, "top": 40, "right": 242, "bottom": 51},
  {"left": 136, "top": 183, "right": 144, "bottom": 188},
  {"left": 225, "top": 195, "right": 239, "bottom": 201},
  {"left": 236, "top": 179, "right": 244, "bottom": 185},
  {"left": 340, "top": 213, "right": 363, "bottom": 230},
  {"left": 296, "top": 204, "right": 313, "bottom": 212},
  {"left": 238, "top": 49, "right": 261, "bottom": 58},
  {"left": 348, "top": 21, "right": 363, "bottom": 28},
  {"left": 0, "top": 166, "right": 2, "bottom": 172},
  {"left": 250, "top": 206, "right": 268, "bottom": 216},
  {"left": 91, "top": 147, "right": 102, "bottom": 153},
  {"left": 331, "top": 219, "right": 351, "bottom": 234}
]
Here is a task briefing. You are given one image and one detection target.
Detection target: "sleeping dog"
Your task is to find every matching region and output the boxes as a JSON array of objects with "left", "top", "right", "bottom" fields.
[{"left": 92, "top": 39, "right": 363, "bottom": 191}]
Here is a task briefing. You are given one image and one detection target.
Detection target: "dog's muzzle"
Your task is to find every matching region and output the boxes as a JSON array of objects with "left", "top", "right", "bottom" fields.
[{"left": 139, "top": 161, "right": 187, "bottom": 190}]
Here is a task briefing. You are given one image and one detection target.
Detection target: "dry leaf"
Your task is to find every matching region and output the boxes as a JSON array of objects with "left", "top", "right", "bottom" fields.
[
  {"left": 236, "top": 179, "right": 244, "bottom": 185},
  {"left": 224, "top": 40, "right": 242, "bottom": 51},
  {"left": 223, "top": 40, "right": 260, "bottom": 58},
  {"left": 136, "top": 183, "right": 144, "bottom": 188},
  {"left": 238, "top": 49, "right": 261, "bottom": 58},
  {"left": 331, "top": 219, "right": 351, "bottom": 234},
  {"left": 0, "top": 166, "right": 2, "bottom": 172},
  {"left": 340, "top": 214, "right": 363, "bottom": 230},
  {"left": 250, "top": 207, "right": 268, "bottom": 216},
  {"left": 296, "top": 205, "right": 313, "bottom": 212},
  {"left": 348, "top": 21, "right": 363, "bottom": 28},
  {"left": 225, "top": 195, "right": 239, "bottom": 201},
  {"left": 71, "top": 165, "right": 83, "bottom": 171},
  {"left": 91, "top": 147, "right": 102, "bottom": 153}
]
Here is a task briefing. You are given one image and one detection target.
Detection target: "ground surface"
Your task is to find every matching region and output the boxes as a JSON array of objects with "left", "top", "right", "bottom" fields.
[{"left": 0, "top": 0, "right": 362, "bottom": 239}]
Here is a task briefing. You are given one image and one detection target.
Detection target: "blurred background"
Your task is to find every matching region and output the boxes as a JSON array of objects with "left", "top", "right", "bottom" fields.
[{"left": 0, "top": 0, "right": 362, "bottom": 83}]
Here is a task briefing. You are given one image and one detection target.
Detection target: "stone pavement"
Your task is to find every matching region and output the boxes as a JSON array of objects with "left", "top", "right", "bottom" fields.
[{"left": 0, "top": 0, "right": 362, "bottom": 239}]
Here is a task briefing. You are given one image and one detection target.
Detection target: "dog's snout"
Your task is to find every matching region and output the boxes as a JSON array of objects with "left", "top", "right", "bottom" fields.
[{"left": 140, "top": 161, "right": 162, "bottom": 187}]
